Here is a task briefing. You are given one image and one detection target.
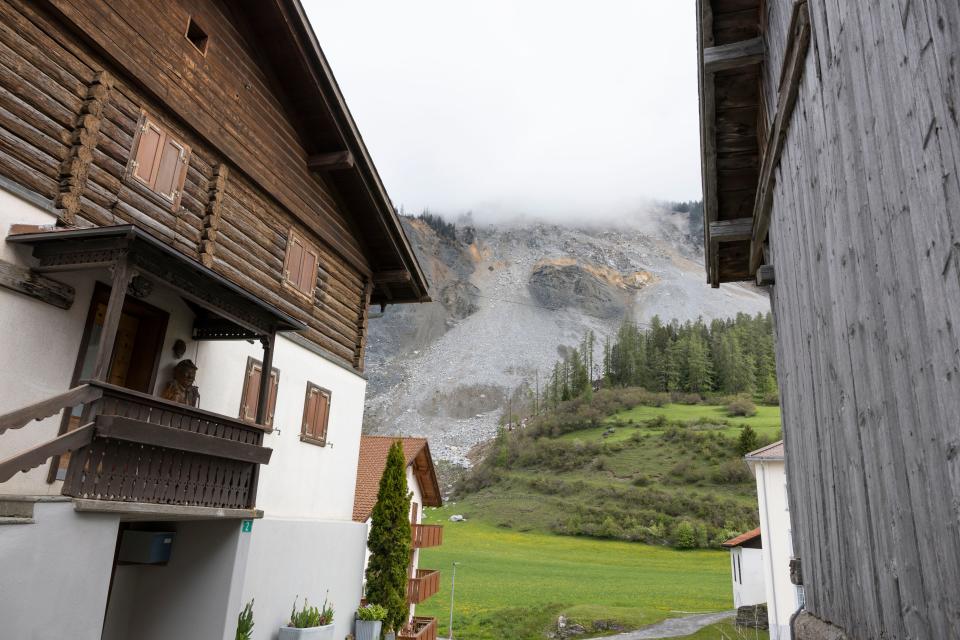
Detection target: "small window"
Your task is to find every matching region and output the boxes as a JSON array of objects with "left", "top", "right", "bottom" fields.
[
  {"left": 128, "top": 111, "right": 190, "bottom": 210},
  {"left": 239, "top": 357, "right": 279, "bottom": 428},
  {"left": 185, "top": 17, "right": 209, "bottom": 55},
  {"left": 300, "top": 382, "right": 331, "bottom": 446},
  {"left": 283, "top": 229, "right": 320, "bottom": 300}
]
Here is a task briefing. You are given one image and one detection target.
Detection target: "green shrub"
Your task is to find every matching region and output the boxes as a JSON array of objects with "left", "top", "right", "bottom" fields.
[
  {"left": 727, "top": 396, "right": 757, "bottom": 417},
  {"left": 289, "top": 596, "right": 333, "bottom": 628},
  {"left": 365, "top": 441, "right": 412, "bottom": 630},
  {"left": 711, "top": 460, "right": 753, "bottom": 484},
  {"left": 674, "top": 521, "right": 697, "bottom": 549},
  {"left": 236, "top": 599, "right": 254, "bottom": 640},
  {"left": 737, "top": 425, "right": 760, "bottom": 456},
  {"left": 761, "top": 390, "right": 780, "bottom": 406}
]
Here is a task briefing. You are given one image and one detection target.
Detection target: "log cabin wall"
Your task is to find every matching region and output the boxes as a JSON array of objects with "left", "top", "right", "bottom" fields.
[
  {"left": 760, "top": 1, "right": 960, "bottom": 638},
  {"left": 0, "top": 0, "right": 371, "bottom": 370}
]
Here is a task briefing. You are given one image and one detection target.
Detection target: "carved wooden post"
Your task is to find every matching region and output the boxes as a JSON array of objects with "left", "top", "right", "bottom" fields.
[{"left": 90, "top": 254, "right": 133, "bottom": 382}]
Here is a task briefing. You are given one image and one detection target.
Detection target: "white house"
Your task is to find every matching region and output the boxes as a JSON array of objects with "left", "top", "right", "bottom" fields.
[
  {"left": 353, "top": 436, "right": 443, "bottom": 638},
  {"left": 722, "top": 526, "right": 766, "bottom": 610},
  {"left": 0, "top": 2, "right": 429, "bottom": 639},
  {"left": 746, "top": 440, "right": 803, "bottom": 639}
]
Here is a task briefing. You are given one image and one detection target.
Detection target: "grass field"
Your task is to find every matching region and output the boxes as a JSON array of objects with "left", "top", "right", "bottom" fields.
[
  {"left": 415, "top": 507, "right": 733, "bottom": 640},
  {"left": 553, "top": 403, "right": 781, "bottom": 443}
]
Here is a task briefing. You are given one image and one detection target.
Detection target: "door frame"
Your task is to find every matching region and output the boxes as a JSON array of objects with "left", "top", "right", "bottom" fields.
[{"left": 46, "top": 280, "right": 169, "bottom": 482}]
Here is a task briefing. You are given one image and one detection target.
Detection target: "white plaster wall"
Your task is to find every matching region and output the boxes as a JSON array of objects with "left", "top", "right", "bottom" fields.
[
  {"left": 752, "top": 459, "right": 796, "bottom": 639},
  {"left": 0, "top": 500, "right": 119, "bottom": 638},
  {"left": 195, "top": 336, "right": 367, "bottom": 520},
  {"left": 101, "top": 520, "right": 249, "bottom": 640},
  {"left": 731, "top": 546, "right": 766, "bottom": 608},
  {"left": 241, "top": 518, "right": 367, "bottom": 640},
  {"left": 0, "top": 188, "right": 93, "bottom": 495}
]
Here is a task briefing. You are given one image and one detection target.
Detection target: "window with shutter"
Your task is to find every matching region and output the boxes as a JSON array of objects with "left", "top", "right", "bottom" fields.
[
  {"left": 300, "top": 382, "right": 331, "bottom": 446},
  {"left": 127, "top": 110, "right": 191, "bottom": 211},
  {"left": 282, "top": 229, "right": 320, "bottom": 300},
  {"left": 239, "top": 357, "right": 280, "bottom": 428}
]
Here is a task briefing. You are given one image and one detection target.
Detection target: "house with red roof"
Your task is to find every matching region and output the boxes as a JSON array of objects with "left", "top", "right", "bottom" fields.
[
  {"left": 722, "top": 526, "right": 765, "bottom": 610},
  {"left": 744, "top": 440, "right": 801, "bottom": 639},
  {"left": 354, "top": 435, "right": 443, "bottom": 638}
]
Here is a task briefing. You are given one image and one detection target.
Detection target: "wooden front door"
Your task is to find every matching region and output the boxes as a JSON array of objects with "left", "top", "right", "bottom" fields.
[{"left": 52, "top": 282, "right": 169, "bottom": 480}]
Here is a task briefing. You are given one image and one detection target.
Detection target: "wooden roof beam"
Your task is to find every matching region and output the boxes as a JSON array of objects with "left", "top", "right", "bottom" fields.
[
  {"left": 709, "top": 218, "right": 753, "bottom": 243},
  {"left": 373, "top": 269, "right": 412, "bottom": 285},
  {"left": 703, "top": 37, "right": 765, "bottom": 73},
  {"left": 307, "top": 150, "right": 355, "bottom": 172}
]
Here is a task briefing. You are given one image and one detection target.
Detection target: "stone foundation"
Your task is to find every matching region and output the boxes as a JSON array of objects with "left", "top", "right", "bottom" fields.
[
  {"left": 736, "top": 603, "right": 768, "bottom": 629},
  {"left": 793, "top": 612, "right": 849, "bottom": 640}
]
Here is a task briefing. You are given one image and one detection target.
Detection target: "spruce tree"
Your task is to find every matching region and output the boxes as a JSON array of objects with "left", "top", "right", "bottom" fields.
[{"left": 365, "top": 441, "right": 412, "bottom": 631}]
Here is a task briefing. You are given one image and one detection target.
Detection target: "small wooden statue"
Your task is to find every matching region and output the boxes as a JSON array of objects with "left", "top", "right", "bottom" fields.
[{"left": 161, "top": 359, "right": 200, "bottom": 407}]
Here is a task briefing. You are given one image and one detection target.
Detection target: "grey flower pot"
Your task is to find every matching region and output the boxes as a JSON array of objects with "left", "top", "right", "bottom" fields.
[
  {"left": 355, "top": 619, "right": 383, "bottom": 640},
  {"left": 278, "top": 624, "right": 335, "bottom": 639},
  {"left": 383, "top": 631, "right": 396, "bottom": 640}
]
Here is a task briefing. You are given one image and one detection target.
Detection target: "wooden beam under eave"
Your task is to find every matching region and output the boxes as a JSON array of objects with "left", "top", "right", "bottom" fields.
[
  {"left": 372, "top": 269, "right": 412, "bottom": 285},
  {"left": 709, "top": 218, "right": 753, "bottom": 243},
  {"left": 697, "top": 0, "right": 719, "bottom": 286},
  {"left": 703, "top": 37, "right": 765, "bottom": 74},
  {"left": 307, "top": 150, "right": 355, "bottom": 172}
]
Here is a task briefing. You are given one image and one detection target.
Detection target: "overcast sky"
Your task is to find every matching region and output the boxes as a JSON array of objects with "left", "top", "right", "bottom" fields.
[{"left": 305, "top": 1, "right": 701, "bottom": 223}]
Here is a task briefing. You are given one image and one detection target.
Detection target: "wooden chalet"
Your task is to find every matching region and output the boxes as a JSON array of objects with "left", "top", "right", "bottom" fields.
[
  {"left": 697, "top": 1, "right": 960, "bottom": 638},
  {"left": 0, "top": 1, "right": 428, "bottom": 638}
]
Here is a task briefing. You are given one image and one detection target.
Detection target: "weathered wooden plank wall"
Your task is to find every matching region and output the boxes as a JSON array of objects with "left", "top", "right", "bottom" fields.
[
  {"left": 0, "top": 0, "right": 371, "bottom": 370},
  {"left": 764, "top": 1, "right": 960, "bottom": 637}
]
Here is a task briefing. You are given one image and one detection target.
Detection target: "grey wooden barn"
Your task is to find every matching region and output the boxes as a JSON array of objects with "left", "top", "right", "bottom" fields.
[{"left": 696, "top": 1, "right": 960, "bottom": 638}]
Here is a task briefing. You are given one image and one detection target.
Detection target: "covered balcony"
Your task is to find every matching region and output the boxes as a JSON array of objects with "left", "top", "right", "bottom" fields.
[
  {"left": 407, "top": 568, "right": 440, "bottom": 605},
  {"left": 0, "top": 225, "right": 303, "bottom": 515},
  {"left": 412, "top": 523, "right": 443, "bottom": 548},
  {"left": 398, "top": 617, "right": 437, "bottom": 640}
]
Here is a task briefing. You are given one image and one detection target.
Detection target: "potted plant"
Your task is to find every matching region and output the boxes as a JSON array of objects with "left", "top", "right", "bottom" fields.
[
  {"left": 355, "top": 604, "right": 387, "bottom": 640},
  {"left": 279, "top": 596, "right": 335, "bottom": 639},
  {"left": 236, "top": 599, "right": 254, "bottom": 640},
  {"left": 383, "top": 627, "right": 396, "bottom": 640}
]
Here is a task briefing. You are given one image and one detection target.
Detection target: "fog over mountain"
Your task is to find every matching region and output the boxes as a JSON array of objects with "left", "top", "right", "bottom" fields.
[{"left": 362, "top": 207, "right": 769, "bottom": 464}]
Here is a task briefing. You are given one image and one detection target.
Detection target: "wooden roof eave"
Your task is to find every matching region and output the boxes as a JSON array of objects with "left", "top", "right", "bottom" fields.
[{"left": 276, "top": 0, "right": 430, "bottom": 305}]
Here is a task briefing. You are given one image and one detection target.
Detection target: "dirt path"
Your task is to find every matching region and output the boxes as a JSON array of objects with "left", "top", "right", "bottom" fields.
[{"left": 588, "top": 611, "right": 737, "bottom": 639}]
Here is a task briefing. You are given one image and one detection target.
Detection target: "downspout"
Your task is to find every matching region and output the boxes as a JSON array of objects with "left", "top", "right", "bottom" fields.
[
  {"left": 789, "top": 602, "right": 804, "bottom": 639},
  {"left": 759, "top": 462, "right": 780, "bottom": 638}
]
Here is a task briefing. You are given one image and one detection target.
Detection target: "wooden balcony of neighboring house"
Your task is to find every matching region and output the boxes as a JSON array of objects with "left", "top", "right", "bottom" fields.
[
  {"left": 407, "top": 568, "right": 441, "bottom": 604},
  {"left": 398, "top": 616, "right": 438, "bottom": 640},
  {"left": 0, "top": 225, "right": 305, "bottom": 517},
  {"left": 412, "top": 523, "right": 443, "bottom": 548}
]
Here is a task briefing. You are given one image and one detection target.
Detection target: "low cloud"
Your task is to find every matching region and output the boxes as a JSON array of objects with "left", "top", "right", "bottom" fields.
[{"left": 307, "top": 1, "right": 702, "bottom": 223}]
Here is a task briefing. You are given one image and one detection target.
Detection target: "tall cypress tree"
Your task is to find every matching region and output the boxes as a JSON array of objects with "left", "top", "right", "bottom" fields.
[{"left": 365, "top": 441, "right": 412, "bottom": 631}]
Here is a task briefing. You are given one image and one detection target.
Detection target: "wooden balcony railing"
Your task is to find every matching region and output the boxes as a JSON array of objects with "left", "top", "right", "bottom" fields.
[
  {"left": 407, "top": 568, "right": 440, "bottom": 604},
  {"left": 398, "top": 617, "right": 438, "bottom": 640},
  {"left": 58, "top": 381, "right": 271, "bottom": 509},
  {"left": 412, "top": 523, "right": 443, "bottom": 548}
]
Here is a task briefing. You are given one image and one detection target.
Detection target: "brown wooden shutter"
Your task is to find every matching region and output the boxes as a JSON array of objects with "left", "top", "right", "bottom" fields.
[
  {"left": 154, "top": 137, "right": 187, "bottom": 201},
  {"left": 314, "top": 389, "right": 329, "bottom": 443},
  {"left": 239, "top": 358, "right": 261, "bottom": 422},
  {"left": 301, "top": 383, "right": 330, "bottom": 445},
  {"left": 299, "top": 245, "right": 319, "bottom": 295},
  {"left": 132, "top": 120, "right": 164, "bottom": 186},
  {"left": 302, "top": 386, "right": 320, "bottom": 437},
  {"left": 285, "top": 236, "right": 304, "bottom": 289},
  {"left": 411, "top": 502, "right": 419, "bottom": 525},
  {"left": 266, "top": 369, "right": 279, "bottom": 428}
]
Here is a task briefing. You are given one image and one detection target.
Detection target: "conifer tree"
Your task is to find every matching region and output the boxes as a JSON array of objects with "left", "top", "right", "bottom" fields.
[{"left": 365, "top": 441, "right": 412, "bottom": 631}]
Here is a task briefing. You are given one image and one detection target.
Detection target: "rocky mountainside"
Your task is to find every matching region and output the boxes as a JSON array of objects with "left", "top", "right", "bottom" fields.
[{"left": 363, "top": 209, "right": 769, "bottom": 464}]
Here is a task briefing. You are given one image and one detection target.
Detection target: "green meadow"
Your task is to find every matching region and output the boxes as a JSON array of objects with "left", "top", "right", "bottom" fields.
[{"left": 416, "top": 508, "right": 734, "bottom": 640}]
